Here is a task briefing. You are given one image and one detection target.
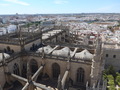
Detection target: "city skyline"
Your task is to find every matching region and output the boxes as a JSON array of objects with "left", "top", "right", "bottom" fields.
[{"left": 0, "top": 0, "right": 120, "bottom": 14}]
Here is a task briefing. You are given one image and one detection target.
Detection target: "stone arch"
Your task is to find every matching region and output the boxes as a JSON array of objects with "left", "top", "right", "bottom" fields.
[
  {"left": 22, "top": 63, "right": 27, "bottom": 78},
  {"left": 13, "top": 63, "right": 20, "bottom": 75},
  {"left": 30, "top": 59, "right": 38, "bottom": 75},
  {"left": 52, "top": 63, "right": 60, "bottom": 79},
  {"left": 76, "top": 67, "right": 85, "bottom": 83}
]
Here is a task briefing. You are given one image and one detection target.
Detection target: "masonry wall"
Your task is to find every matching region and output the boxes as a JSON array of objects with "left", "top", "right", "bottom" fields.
[
  {"left": 7, "top": 57, "right": 21, "bottom": 74},
  {"left": 103, "top": 49, "right": 120, "bottom": 71},
  {"left": 27, "top": 56, "right": 92, "bottom": 85},
  {"left": 0, "top": 57, "right": 21, "bottom": 88},
  {"left": 0, "top": 66, "right": 6, "bottom": 87},
  {"left": 0, "top": 43, "right": 20, "bottom": 52},
  {"left": 24, "top": 39, "right": 41, "bottom": 51}
]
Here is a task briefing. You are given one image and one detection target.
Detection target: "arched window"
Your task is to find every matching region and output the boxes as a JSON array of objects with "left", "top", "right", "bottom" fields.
[
  {"left": 22, "top": 64, "right": 27, "bottom": 78},
  {"left": 13, "top": 63, "right": 20, "bottom": 75},
  {"left": 30, "top": 59, "right": 38, "bottom": 75},
  {"left": 76, "top": 68, "right": 84, "bottom": 83},
  {"left": 52, "top": 63, "right": 60, "bottom": 79},
  {"left": 113, "top": 55, "right": 116, "bottom": 58},
  {"left": 106, "top": 54, "right": 108, "bottom": 57}
]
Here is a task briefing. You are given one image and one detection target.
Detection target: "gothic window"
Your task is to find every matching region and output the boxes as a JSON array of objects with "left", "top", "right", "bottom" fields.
[
  {"left": 76, "top": 68, "right": 84, "bottom": 83},
  {"left": 106, "top": 54, "right": 108, "bottom": 57},
  {"left": 30, "top": 59, "right": 38, "bottom": 75},
  {"left": 52, "top": 63, "right": 60, "bottom": 79},
  {"left": 113, "top": 55, "right": 116, "bottom": 58},
  {"left": 22, "top": 64, "right": 27, "bottom": 78},
  {"left": 13, "top": 63, "right": 20, "bottom": 75},
  {"left": 61, "top": 37, "right": 64, "bottom": 39}
]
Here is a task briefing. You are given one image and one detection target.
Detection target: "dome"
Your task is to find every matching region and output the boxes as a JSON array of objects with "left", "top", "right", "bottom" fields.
[
  {"left": 74, "top": 49, "right": 93, "bottom": 60},
  {"left": 0, "top": 53, "right": 10, "bottom": 62}
]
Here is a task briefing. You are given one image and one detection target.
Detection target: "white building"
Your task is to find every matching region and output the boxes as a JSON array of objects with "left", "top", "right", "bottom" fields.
[{"left": 7, "top": 25, "right": 17, "bottom": 33}]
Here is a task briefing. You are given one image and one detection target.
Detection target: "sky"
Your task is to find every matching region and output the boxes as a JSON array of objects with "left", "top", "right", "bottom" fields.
[{"left": 0, "top": 0, "right": 120, "bottom": 14}]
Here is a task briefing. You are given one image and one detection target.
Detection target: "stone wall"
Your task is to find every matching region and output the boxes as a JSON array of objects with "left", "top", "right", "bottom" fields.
[
  {"left": 103, "top": 48, "right": 120, "bottom": 71},
  {"left": 27, "top": 56, "right": 91, "bottom": 85},
  {"left": 0, "top": 43, "right": 20, "bottom": 52},
  {"left": 7, "top": 57, "right": 21, "bottom": 74},
  {"left": 0, "top": 57, "right": 21, "bottom": 88},
  {"left": 24, "top": 39, "right": 41, "bottom": 51},
  {"left": 0, "top": 67, "right": 6, "bottom": 87}
]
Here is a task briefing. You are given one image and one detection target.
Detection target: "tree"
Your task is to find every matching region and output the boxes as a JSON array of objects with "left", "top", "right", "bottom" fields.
[
  {"left": 116, "top": 72, "right": 120, "bottom": 86},
  {"left": 108, "top": 85, "right": 116, "bottom": 90},
  {"left": 118, "top": 87, "right": 120, "bottom": 90},
  {"left": 107, "top": 75, "right": 115, "bottom": 90},
  {"left": 108, "top": 80, "right": 114, "bottom": 86},
  {"left": 107, "top": 75, "right": 114, "bottom": 81},
  {"left": 104, "top": 65, "right": 116, "bottom": 77}
]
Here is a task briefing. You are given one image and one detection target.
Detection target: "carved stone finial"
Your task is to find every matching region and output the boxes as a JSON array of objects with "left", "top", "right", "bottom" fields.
[
  {"left": 86, "top": 81, "right": 88, "bottom": 87},
  {"left": 42, "top": 47, "right": 45, "bottom": 59},
  {"left": 57, "top": 75, "right": 62, "bottom": 90},
  {"left": 93, "top": 83, "right": 95, "bottom": 89},
  {"left": 2, "top": 52, "right": 5, "bottom": 60},
  {"left": 27, "top": 60, "right": 31, "bottom": 82},
  {"left": 67, "top": 49, "right": 71, "bottom": 61}
]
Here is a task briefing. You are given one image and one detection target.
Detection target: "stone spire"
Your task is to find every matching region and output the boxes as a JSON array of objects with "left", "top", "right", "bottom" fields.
[
  {"left": 27, "top": 60, "right": 31, "bottom": 82},
  {"left": 39, "top": 21, "right": 42, "bottom": 44},
  {"left": 90, "top": 33, "right": 102, "bottom": 87},
  {"left": 67, "top": 49, "right": 71, "bottom": 70},
  {"left": 2, "top": 52, "right": 5, "bottom": 63},
  {"left": 42, "top": 47, "right": 45, "bottom": 59},
  {"left": 95, "top": 33, "right": 102, "bottom": 55},
  {"left": 67, "top": 49, "right": 71, "bottom": 61},
  {"left": 57, "top": 75, "right": 62, "bottom": 90},
  {"left": 26, "top": 22, "right": 30, "bottom": 33},
  {"left": 18, "top": 25, "right": 25, "bottom": 53},
  {"left": 41, "top": 47, "right": 45, "bottom": 65}
]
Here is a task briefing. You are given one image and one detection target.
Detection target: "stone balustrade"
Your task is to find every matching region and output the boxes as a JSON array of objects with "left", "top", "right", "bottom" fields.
[{"left": 0, "top": 51, "right": 92, "bottom": 67}]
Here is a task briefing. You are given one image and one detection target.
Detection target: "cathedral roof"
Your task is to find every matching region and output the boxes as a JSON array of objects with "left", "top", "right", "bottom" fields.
[
  {"left": 74, "top": 49, "right": 93, "bottom": 60},
  {"left": 36, "top": 45, "right": 53, "bottom": 54},
  {"left": 37, "top": 46, "right": 93, "bottom": 60},
  {"left": 0, "top": 53, "right": 10, "bottom": 62},
  {"left": 52, "top": 47, "right": 73, "bottom": 57}
]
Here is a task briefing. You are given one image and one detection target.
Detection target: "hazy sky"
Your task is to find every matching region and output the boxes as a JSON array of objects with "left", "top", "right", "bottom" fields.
[{"left": 0, "top": 0, "right": 120, "bottom": 14}]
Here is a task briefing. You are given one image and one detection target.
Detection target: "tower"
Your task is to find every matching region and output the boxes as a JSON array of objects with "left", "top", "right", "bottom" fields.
[
  {"left": 39, "top": 21, "right": 42, "bottom": 44},
  {"left": 19, "top": 26, "right": 25, "bottom": 52},
  {"left": 90, "top": 35, "right": 102, "bottom": 87}
]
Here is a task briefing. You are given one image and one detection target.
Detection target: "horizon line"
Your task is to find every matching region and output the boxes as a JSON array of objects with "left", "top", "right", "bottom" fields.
[{"left": 0, "top": 12, "right": 120, "bottom": 15}]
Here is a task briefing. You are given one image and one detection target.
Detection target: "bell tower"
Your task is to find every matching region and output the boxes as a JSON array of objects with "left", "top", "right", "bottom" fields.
[{"left": 90, "top": 35, "right": 102, "bottom": 86}]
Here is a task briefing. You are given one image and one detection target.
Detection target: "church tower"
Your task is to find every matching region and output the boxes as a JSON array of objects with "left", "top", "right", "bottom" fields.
[{"left": 90, "top": 35, "right": 103, "bottom": 87}]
